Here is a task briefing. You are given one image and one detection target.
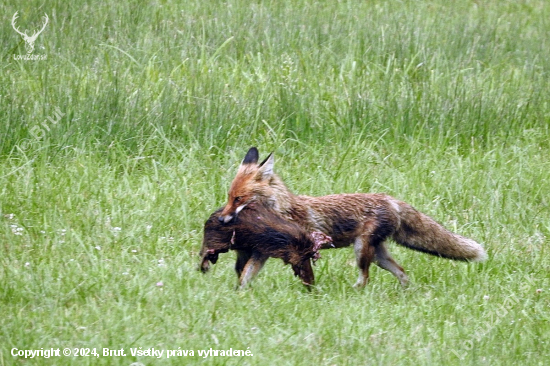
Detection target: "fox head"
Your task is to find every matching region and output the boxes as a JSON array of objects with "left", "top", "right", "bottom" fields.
[{"left": 219, "top": 147, "right": 274, "bottom": 223}]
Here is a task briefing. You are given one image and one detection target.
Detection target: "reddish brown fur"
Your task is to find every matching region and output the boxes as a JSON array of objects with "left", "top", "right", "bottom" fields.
[
  {"left": 200, "top": 202, "right": 331, "bottom": 288},
  {"left": 219, "top": 147, "right": 487, "bottom": 288}
]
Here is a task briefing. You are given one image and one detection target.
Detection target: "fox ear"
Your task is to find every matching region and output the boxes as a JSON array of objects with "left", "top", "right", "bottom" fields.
[
  {"left": 242, "top": 147, "right": 259, "bottom": 165},
  {"left": 257, "top": 152, "right": 274, "bottom": 180}
]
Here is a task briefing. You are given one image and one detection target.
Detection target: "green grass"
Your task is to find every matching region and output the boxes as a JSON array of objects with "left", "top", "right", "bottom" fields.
[{"left": 1, "top": 0, "right": 549, "bottom": 364}]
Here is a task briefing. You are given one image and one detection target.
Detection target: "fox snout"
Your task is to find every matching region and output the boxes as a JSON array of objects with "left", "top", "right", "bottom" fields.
[
  {"left": 218, "top": 208, "right": 235, "bottom": 223},
  {"left": 218, "top": 203, "right": 247, "bottom": 224},
  {"left": 218, "top": 214, "right": 234, "bottom": 223}
]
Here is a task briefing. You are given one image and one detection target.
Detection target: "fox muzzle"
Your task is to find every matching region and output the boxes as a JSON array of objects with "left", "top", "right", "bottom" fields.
[{"left": 218, "top": 214, "right": 234, "bottom": 223}]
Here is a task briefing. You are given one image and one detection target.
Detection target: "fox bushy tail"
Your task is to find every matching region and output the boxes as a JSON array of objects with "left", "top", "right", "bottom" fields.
[{"left": 392, "top": 201, "right": 487, "bottom": 261}]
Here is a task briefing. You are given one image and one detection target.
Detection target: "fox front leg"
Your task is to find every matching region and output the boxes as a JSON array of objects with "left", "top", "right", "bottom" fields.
[
  {"left": 234, "top": 250, "right": 253, "bottom": 279},
  {"left": 238, "top": 252, "right": 268, "bottom": 289}
]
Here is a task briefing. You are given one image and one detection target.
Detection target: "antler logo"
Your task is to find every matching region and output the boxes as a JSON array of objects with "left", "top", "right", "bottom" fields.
[{"left": 12, "top": 12, "right": 49, "bottom": 54}]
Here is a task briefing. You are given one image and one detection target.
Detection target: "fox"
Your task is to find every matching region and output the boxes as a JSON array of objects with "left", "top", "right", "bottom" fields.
[
  {"left": 200, "top": 203, "right": 332, "bottom": 288},
  {"left": 218, "top": 147, "right": 487, "bottom": 288}
]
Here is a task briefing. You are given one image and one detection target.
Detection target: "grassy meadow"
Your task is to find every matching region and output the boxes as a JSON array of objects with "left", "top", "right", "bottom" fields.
[{"left": 1, "top": 0, "right": 549, "bottom": 364}]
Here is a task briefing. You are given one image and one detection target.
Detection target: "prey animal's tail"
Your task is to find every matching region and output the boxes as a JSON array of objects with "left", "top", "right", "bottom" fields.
[{"left": 392, "top": 200, "right": 487, "bottom": 261}]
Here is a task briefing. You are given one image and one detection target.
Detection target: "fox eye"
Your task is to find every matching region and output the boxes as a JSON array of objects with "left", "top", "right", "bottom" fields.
[{"left": 234, "top": 196, "right": 242, "bottom": 203}]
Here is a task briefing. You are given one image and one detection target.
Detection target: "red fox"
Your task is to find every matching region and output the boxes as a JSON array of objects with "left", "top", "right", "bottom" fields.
[
  {"left": 200, "top": 203, "right": 331, "bottom": 288},
  {"left": 219, "top": 147, "right": 487, "bottom": 288}
]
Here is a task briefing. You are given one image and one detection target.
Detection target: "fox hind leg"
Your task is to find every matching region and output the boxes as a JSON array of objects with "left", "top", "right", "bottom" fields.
[
  {"left": 374, "top": 244, "right": 409, "bottom": 287},
  {"left": 353, "top": 236, "right": 376, "bottom": 288}
]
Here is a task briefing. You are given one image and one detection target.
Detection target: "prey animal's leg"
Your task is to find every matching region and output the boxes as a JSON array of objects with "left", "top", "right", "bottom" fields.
[{"left": 292, "top": 259, "right": 315, "bottom": 288}]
